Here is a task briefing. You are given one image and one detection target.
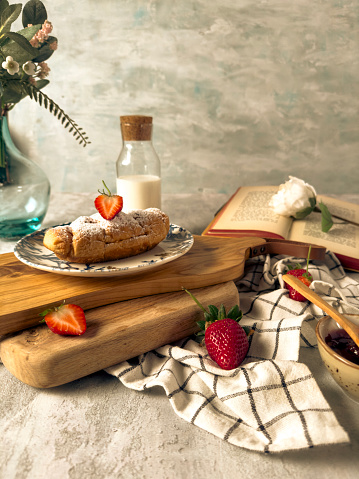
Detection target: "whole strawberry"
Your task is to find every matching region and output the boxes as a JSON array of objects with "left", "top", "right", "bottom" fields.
[
  {"left": 285, "top": 268, "right": 312, "bottom": 301},
  {"left": 95, "top": 180, "right": 123, "bottom": 220},
  {"left": 205, "top": 317, "right": 249, "bottom": 370},
  {"left": 284, "top": 246, "right": 313, "bottom": 302},
  {"left": 184, "top": 289, "right": 251, "bottom": 370}
]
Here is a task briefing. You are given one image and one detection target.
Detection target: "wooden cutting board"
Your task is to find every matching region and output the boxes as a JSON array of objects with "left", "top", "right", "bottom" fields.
[
  {"left": 0, "top": 281, "right": 238, "bottom": 388},
  {"left": 0, "top": 235, "right": 265, "bottom": 335}
]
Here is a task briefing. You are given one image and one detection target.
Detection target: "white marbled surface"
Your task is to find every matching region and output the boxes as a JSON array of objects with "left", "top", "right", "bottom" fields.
[{"left": 7, "top": 0, "right": 359, "bottom": 197}]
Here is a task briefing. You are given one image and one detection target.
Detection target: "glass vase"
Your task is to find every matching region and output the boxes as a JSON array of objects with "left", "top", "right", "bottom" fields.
[{"left": 0, "top": 115, "right": 50, "bottom": 238}]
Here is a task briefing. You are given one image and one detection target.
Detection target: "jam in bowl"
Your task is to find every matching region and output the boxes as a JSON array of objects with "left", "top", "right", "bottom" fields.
[
  {"left": 316, "top": 314, "right": 359, "bottom": 403},
  {"left": 325, "top": 329, "right": 359, "bottom": 365}
]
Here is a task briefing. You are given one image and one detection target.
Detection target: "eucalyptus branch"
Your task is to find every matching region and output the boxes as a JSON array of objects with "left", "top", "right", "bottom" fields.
[{"left": 22, "top": 81, "right": 91, "bottom": 147}]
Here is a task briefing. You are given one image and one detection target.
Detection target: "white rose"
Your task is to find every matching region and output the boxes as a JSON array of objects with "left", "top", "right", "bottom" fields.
[{"left": 269, "top": 176, "right": 317, "bottom": 217}]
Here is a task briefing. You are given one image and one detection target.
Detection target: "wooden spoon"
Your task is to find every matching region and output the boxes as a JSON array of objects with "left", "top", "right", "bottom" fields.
[{"left": 283, "top": 274, "right": 359, "bottom": 348}]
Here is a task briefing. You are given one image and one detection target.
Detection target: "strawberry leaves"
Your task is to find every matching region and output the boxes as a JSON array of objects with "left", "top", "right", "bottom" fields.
[
  {"left": 196, "top": 304, "right": 243, "bottom": 338},
  {"left": 204, "top": 303, "right": 242, "bottom": 325},
  {"left": 184, "top": 289, "right": 243, "bottom": 338}
]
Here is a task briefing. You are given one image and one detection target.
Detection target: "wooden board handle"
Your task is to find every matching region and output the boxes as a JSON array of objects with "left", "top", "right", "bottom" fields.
[{"left": 250, "top": 239, "right": 326, "bottom": 261}]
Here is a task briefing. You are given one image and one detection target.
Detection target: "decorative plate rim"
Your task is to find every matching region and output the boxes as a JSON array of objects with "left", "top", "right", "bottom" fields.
[{"left": 14, "top": 223, "right": 194, "bottom": 277}]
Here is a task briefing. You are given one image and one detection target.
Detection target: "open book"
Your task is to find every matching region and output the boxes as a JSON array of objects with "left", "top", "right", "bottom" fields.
[{"left": 202, "top": 186, "right": 359, "bottom": 271}]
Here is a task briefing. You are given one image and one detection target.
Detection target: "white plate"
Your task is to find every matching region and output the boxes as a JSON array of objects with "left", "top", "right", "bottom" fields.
[{"left": 14, "top": 224, "right": 194, "bottom": 277}]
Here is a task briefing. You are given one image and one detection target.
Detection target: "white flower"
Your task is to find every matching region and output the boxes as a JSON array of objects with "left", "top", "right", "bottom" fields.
[
  {"left": 269, "top": 176, "right": 317, "bottom": 218},
  {"left": 1, "top": 56, "right": 19, "bottom": 75},
  {"left": 22, "top": 61, "right": 36, "bottom": 76}
]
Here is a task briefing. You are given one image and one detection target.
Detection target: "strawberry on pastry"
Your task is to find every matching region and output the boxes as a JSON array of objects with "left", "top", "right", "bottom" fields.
[
  {"left": 184, "top": 289, "right": 252, "bottom": 370},
  {"left": 40, "top": 303, "right": 87, "bottom": 336},
  {"left": 94, "top": 180, "right": 123, "bottom": 220}
]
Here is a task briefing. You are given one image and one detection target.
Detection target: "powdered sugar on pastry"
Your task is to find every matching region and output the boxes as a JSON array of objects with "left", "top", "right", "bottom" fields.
[{"left": 43, "top": 208, "right": 170, "bottom": 264}]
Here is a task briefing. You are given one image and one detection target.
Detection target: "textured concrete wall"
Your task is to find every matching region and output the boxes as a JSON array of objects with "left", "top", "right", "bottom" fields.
[{"left": 10, "top": 0, "right": 359, "bottom": 195}]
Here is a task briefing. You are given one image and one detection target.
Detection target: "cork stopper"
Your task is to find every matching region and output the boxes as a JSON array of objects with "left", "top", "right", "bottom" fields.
[{"left": 120, "top": 115, "right": 153, "bottom": 141}]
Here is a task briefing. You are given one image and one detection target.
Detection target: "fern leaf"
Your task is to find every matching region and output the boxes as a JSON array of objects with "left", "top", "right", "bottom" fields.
[{"left": 21, "top": 81, "right": 91, "bottom": 146}]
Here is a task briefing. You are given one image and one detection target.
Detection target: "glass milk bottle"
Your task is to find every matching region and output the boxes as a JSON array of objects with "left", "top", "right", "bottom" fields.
[{"left": 116, "top": 115, "right": 161, "bottom": 212}]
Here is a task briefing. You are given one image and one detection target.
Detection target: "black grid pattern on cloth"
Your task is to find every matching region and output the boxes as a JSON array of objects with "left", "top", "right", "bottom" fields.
[
  {"left": 112, "top": 342, "right": 336, "bottom": 453},
  {"left": 106, "top": 250, "right": 357, "bottom": 452}
]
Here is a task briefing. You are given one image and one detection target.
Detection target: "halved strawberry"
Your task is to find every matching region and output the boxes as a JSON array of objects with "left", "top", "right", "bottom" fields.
[
  {"left": 40, "top": 303, "right": 87, "bottom": 336},
  {"left": 94, "top": 181, "right": 123, "bottom": 220}
]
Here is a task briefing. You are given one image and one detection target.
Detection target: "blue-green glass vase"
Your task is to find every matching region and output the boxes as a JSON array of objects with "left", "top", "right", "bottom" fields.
[{"left": 0, "top": 115, "right": 50, "bottom": 238}]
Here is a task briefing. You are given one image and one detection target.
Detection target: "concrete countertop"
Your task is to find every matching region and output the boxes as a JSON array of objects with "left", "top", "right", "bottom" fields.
[{"left": 1, "top": 192, "right": 359, "bottom": 479}]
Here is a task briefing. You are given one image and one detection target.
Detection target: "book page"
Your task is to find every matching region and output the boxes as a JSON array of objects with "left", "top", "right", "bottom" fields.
[
  {"left": 289, "top": 211, "right": 359, "bottom": 259},
  {"left": 319, "top": 195, "right": 359, "bottom": 224},
  {"left": 210, "top": 186, "right": 292, "bottom": 237}
]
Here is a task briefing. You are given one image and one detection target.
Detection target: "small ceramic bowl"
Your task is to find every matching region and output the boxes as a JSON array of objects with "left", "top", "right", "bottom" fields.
[{"left": 316, "top": 314, "right": 359, "bottom": 403}]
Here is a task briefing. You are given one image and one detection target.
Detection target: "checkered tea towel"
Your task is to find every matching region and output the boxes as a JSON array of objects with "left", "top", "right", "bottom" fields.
[{"left": 106, "top": 251, "right": 359, "bottom": 453}]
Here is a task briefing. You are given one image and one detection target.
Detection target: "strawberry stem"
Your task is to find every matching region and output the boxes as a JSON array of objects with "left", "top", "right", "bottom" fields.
[
  {"left": 98, "top": 180, "right": 112, "bottom": 196},
  {"left": 306, "top": 245, "right": 311, "bottom": 274},
  {"left": 183, "top": 288, "right": 208, "bottom": 314}
]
